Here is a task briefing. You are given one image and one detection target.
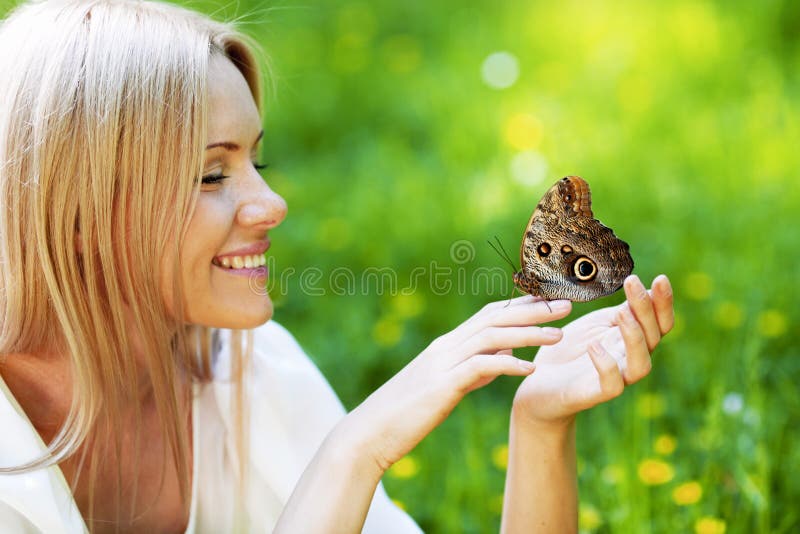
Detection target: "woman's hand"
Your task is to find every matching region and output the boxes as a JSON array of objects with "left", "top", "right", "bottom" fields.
[
  {"left": 511, "top": 274, "right": 674, "bottom": 429},
  {"left": 339, "top": 295, "right": 574, "bottom": 474},
  {"left": 280, "top": 297, "right": 573, "bottom": 533}
]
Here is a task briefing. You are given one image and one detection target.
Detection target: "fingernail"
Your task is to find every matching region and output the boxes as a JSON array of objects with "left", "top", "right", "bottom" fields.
[
  {"left": 550, "top": 300, "right": 570, "bottom": 311},
  {"left": 656, "top": 275, "right": 673, "bottom": 297},
  {"left": 518, "top": 359, "right": 536, "bottom": 371},
  {"left": 626, "top": 275, "right": 643, "bottom": 289},
  {"left": 542, "top": 327, "right": 562, "bottom": 337}
]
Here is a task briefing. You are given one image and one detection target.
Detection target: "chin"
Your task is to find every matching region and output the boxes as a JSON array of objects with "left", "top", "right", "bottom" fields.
[{"left": 189, "top": 298, "right": 274, "bottom": 330}]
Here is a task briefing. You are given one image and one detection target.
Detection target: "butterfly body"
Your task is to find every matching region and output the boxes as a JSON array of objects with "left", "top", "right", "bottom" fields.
[{"left": 514, "top": 176, "right": 634, "bottom": 302}]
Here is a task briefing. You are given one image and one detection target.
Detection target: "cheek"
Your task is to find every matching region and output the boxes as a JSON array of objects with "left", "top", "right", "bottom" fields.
[
  {"left": 183, "top": 195, "right": 233, "bottom": 270},
  {"left": 161, "top": 196, "right": 233, "bottom": 312}
]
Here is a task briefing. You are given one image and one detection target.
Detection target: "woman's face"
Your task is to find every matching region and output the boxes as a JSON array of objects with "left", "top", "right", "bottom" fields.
[{"left": 173, "top": 53, "right": 287, "bottom": 329}]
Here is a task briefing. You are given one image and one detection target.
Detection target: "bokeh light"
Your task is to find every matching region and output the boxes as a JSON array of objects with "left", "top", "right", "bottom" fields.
[{"left": 481, "top": 51, "right": 520, "bottom": 89}]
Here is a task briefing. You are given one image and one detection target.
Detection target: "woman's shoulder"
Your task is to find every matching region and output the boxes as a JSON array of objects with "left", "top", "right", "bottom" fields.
[
  {"left": 0, "top": 377, "right": 87, "bottom": 533},
  {"left": 249, "top": 319, "right": 308, "bottom": 363}
]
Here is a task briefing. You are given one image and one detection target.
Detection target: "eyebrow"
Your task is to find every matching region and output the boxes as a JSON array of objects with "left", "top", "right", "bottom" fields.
[{"left": 205, "top": 130, "right": 264, "bottom": 151}]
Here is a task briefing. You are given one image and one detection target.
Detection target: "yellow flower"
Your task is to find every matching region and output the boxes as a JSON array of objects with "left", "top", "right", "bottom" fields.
[
  {"left": 713, "top": 301, "right": 744, "bottom": 330},
  {"left": 491, "top": 443, "right": 509, "bottom": 470},
  {"left": 391, "top": 293, "right": 425, "bottom": 319},
  {"left": 637, "top": 458, "right": 675, "bottom": 485},
  {"left": 579, "top": 503, "right": 603, "bottom": 531},
  {"left": 387, "top": 455, "right": 419, "bottom": 479},
  {"left": 695, "top": 516, "right": 726, "bottom": 534},
  {"left": 756, "top": 309, "right": 788, "bottom": 338},
  {"left": 601, "top": 464, "right": 625, "bottom": 485},
  {"left": 636, "top": 392, "right": 667, "bottom": 419},
  {"left": 504, "top": 113, "right": 544, "bottom": 151},
  {"left": 654, "top": 434, "right": 677, "bottom": 455},
  {"left": 684, "top": 272, "right": 713, "bottom": 301},
  {"left": 372, "top": 318, "right": 404, "bottom": 347},
  {"left": 672, "top": 481, "right": 703, "bottom": 505}
]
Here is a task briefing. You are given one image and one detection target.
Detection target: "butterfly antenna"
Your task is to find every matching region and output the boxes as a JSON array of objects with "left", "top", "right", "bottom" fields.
[
  {"left": 494, "top": 236, "right": 518, "bottom": 269},
  {"left": 487, "top": 236, "right": 521, "bottom": 307},
  {"left": 487, "top": 236, "right": 517, "bottom": 274}
]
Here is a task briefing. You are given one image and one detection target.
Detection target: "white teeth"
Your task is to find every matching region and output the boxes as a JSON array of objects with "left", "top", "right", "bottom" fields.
[{"left": 216, "top": 254, "right": 266, "bottom": 269}]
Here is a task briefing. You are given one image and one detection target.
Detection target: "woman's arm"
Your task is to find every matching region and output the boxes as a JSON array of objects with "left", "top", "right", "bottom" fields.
[
  {"left": 502, "top": 415, "right": 577, "bottom": 533},
  {"left": 273, "top": 421, "right": 385, "bottom": 533},
  {"left": 274, "top": 295, "right": 574, "bottom": 533},
  {"left": 501, "top": 275, "right": 674, "bottom": 533}
]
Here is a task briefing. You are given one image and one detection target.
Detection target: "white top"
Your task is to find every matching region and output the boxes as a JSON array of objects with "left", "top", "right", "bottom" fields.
[{"left": 0, "top": 321, "right": 422, "bottom": 533}]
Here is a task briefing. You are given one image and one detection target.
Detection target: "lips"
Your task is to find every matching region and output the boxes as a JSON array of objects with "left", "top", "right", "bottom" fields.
[
  {"left": 211, "top": 239, "right": 270, "bottom": 272},
  {"left": 215, "top": 239, "right": 270, "bottom": 260}
]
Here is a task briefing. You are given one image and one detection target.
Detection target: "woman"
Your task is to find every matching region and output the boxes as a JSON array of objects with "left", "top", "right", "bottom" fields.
[{"left": 0, "top": 1, "right": 673, "bottom": 532}]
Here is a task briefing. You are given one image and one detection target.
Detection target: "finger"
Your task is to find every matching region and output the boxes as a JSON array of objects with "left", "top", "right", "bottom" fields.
[
  {"left": 444, "top": 295, "right": 539, "bottom": 344},
  {"left": 617, "top": 307, "right": 652, "bottom": 384},
  {"left": 439, "top": 296, "right": 570, "bottom": 351},
  {"left": 462, "top": 325, "right": 563, "bottom": 354},
  {"left": 492, "top": 299, "right": 572, "bottom": 327},
  {"left": 475, "top": 294, "right": 541, "bottom": 317},
  {"left": 587, "top": 341, "right": 624, "bottom": 401},
  {"left": 461, "top": 299, "right": 572, "bottom": 340},
  {"left": 452, "top": 354, "right": 535, "bottom": 393},
  {"left": 623, "top": 275, "right": 661, "bottom": 351},
  {"left": 651, "top": 274, "right": 674, "bottom": 335}
]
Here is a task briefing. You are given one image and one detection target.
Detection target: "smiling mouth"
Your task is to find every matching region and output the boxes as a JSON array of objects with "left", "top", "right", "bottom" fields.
[{"left": 211, "top": 253, "right": 267, "bottom": 270}]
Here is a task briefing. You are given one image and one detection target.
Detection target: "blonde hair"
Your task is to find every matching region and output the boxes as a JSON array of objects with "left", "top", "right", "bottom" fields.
[{"left": 0, "top": 0, "right": 263, "bottom": 528}]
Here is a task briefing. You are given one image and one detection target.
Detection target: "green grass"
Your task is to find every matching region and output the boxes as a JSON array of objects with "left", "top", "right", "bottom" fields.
[
  {"left": 234, "top": 0, "right": 800, "bottom": 532},
  {"left": 5, "top": 0, "right": 797, "bottom": 531}
]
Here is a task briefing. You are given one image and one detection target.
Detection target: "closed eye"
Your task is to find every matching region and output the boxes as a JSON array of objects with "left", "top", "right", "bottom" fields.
[
  {"left": 200, "top": 172, "right": 229, "bottom": 185},
  {"left": 198, "top": 161, "right": 268, "bottom": 187}
]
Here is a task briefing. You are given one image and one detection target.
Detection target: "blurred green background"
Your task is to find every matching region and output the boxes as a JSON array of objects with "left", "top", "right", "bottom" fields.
[
  {"left": 6, "top": 0, "right": 798, "bottom": 532},
  {"left": 200, "top": 1, "right": 800, "bottom": 533}
]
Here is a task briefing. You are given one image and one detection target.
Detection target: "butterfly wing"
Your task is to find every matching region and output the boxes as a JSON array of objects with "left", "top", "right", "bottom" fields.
[{"left": 517, "top": 176, "right": 633, "bottom": 302}]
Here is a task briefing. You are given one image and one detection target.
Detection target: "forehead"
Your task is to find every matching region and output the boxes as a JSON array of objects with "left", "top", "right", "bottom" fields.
[{"left": 207, "top": 54, "right": 260, "bottom": 141}]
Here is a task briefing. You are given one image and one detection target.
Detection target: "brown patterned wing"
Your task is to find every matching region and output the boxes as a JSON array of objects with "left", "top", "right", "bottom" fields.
[
  {"left": 516, "top": 176, "right": 633, "bottom": 302},
  {"left": 519, "top": 176, "right": 593, "bottom": 268},
  {"left": 558, "top": 176, "right": 593, "bottom": 218}
]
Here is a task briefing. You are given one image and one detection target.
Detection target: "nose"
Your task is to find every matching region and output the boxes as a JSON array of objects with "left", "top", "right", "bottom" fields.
[{"left": 236, "top": 170, "right": 287, "bottom": 230}]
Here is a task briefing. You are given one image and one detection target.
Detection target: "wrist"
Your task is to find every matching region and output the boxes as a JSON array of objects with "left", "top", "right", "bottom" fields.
[
  {"left": 325, "top": 412, "right": 388, "bottom": 483},
  {"left": 510, "top": 404, "right": 576, "bottom": 446}
]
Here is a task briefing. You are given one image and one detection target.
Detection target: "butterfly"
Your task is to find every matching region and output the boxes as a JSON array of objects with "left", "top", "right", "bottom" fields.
[{"left": 507, "top": 176, "right": 634, "bottom": 302}]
